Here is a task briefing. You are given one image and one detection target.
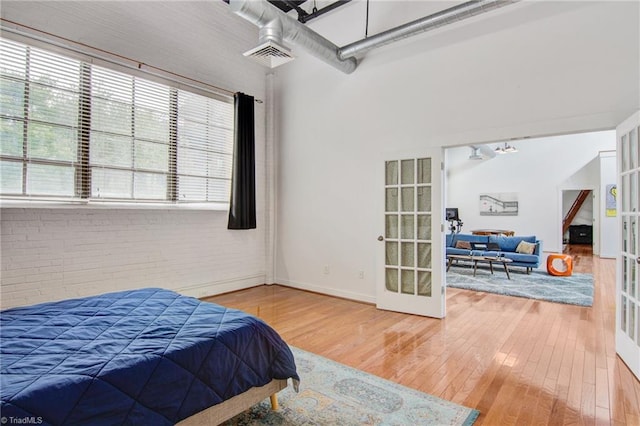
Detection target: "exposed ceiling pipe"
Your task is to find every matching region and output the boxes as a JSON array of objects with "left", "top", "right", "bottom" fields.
[
  {"left": 338, "top": 0, "right": 520, "bottom": 60},
  {"left": 230, "top": 0, "right": 519, "bottom": 73},
  {"left": 229, "top": 0, "right": 358, "bottom": 74}
]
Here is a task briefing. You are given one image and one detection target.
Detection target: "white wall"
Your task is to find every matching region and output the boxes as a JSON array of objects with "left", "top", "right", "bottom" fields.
[
  {"left": 599, "top": 151, "right": 618, "bottom": 258},
  {"left": 0, "top": 3, "right": 272, "bottom": 309},
  {"left": 274, "top": 1, "right": 638, "bottom": 301},
  {"left": 0, "top": 208, "right": 267, "bottom": 308},
  {"left": 446, "top": 131, "right": 616, "bottom": 257}
]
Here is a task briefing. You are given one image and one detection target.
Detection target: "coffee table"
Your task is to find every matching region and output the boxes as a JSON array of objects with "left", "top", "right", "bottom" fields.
[{"left": 446, "top": 253, "right": 513, "bottom": 279}]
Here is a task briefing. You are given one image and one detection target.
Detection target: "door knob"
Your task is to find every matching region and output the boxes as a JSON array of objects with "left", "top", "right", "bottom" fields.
[
  {"left": 377, "top": 235, "right": 384, "bottom": 241},
  {"left": 637, "top": 256, "right": 640, "bottom": 265}
]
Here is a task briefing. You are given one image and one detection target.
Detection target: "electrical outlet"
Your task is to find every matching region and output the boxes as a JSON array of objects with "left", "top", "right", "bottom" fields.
[
  {"left": 323, "top": 265, "right": 330, "bottom": 274},
  {"left": 358, "top": 271, "right": 365, "bottom": 279}
]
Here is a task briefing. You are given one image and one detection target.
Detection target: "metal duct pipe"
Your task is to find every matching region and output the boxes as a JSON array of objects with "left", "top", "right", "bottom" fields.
[
  {"left": 338, "top": 0, "right": 519, "bottom": 60},
  {"left": 259, "top": 19, "right": 284, "bottom": 45},
  {"left": 229, "top": 0, "right": 358, "bottom": 74}
]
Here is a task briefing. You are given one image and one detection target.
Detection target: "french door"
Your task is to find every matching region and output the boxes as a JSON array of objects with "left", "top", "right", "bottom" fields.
[
  {"left": 616, "top": 111, "right": 640, "bottom": 380},
  {"left": 377, "top": 149, "right": 445, "bottom": 318}
]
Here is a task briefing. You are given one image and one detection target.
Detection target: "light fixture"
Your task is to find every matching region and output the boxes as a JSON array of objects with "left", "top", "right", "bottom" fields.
[
  {"left": 494, "top": 142, "right": 518, "bottom": 154},
  {"left": 504, "top": 143, "right": 518, "bottom": 153}
]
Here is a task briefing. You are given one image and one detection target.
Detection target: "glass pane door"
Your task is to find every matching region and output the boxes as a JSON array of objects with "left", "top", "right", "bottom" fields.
[
  {"left": 616, "top": 111, "right": 640, "bottom": 380},
  {"left": 378, "top": 150, "right": 444, "bottom": 318},
  {"left": 385, "top": 158, "right": 433, "bottom": 296}
]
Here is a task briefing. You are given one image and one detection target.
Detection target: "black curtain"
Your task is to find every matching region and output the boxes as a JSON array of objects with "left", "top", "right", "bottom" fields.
[{"left": 228, "top": 92, "right": 256, "bottom": 230}]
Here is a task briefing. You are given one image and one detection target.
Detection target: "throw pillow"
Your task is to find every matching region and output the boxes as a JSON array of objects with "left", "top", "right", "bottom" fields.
[
  {"left": 455, "top": 240, "right": 471, "bottom": 249},
  {"left": 516, "top": 240, "right": 536, "bottom": 254},
  {"left": 487, "top": 242, "right": 501, "bottom": 251}
]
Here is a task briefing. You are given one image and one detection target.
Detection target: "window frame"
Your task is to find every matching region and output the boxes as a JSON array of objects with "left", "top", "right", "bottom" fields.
[{"left": 0, "top": 32, "right": 235, "bottom": 211}]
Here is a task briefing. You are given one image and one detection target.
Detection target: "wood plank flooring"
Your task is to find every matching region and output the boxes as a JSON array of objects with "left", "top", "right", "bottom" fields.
[{"left": 204, "top": 248, "right": 640, "bottom": 425}]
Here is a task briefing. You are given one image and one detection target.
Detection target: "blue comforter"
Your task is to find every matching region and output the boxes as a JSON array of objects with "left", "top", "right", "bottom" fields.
[{"left": 0, "top": 288, "right": 299, "bottom": 425}]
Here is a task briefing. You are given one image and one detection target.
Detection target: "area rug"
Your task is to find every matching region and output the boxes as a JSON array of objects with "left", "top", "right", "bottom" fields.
[
  {"left": 447, "top": 266, "right": 594, "bottom": 307},
  {"left": 225, "top": 346, "right": 479, "bottom": 425}
]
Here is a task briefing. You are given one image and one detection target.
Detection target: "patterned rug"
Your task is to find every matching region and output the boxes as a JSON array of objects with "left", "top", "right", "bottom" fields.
[
  {"left": 447, "top": 266, "right": 594, "bottom": 306},
  {"left": 226, "top": 347, "right": 479, "bottom": 425}
]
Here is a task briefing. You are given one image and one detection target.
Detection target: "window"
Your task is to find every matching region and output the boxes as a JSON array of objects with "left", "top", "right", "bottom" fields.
[{"left": 0, "top": 37, "right": 234, "bottom": 206}]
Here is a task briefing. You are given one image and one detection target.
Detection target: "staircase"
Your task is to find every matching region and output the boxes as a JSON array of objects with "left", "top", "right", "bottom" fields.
[{"left": 563, "top": 190, "right": 592, "bottom": 235}]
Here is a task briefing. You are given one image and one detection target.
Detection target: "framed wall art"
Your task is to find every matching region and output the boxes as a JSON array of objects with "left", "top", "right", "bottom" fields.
[{"left": 479, "top": 193, "right": 519, "bottom": 216}]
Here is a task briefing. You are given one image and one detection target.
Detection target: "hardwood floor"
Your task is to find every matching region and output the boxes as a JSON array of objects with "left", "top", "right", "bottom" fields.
[{"left": 204, "top": 249, "right": 640, "bottom": 425}]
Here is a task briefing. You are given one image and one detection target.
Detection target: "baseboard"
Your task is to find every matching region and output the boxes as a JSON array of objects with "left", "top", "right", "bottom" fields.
[
  {"left": 276, "top": 278, "right": 376, "bottom": 305},
  {"left": 599, "top": 253, "right": 616, "bottom": 259},
  {"left": 178, "top": 274, "right": 265, "bottom": 299}
]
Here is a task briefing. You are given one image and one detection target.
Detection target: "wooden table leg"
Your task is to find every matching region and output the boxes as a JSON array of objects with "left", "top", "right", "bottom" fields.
[
  {"left": 489, "top": 261, "right": 494, "bottom": 274},
  {"left": 473, "top": 260, "right": 478, "bottom": 276},
  {"left": 503, "top": 262, "right": 511, "bottom": 280},
  {"left": 446, "top": 257, "right": 453, "bottom": 272}
]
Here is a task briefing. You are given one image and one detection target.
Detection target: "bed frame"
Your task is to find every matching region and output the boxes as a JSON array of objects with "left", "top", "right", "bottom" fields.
[{"left": 177, "top": 379, "right": 288, "bottom": 425}]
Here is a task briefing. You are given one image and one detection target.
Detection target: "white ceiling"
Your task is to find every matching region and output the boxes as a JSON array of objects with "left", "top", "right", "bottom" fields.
[
  {"left": 0, "top": 0, "right": 578, "bottom": 78},
  {"left": 1, "top": 0, "right": 639, "bottom": 107}
]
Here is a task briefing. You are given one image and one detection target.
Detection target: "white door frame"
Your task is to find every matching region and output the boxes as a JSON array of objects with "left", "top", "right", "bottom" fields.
[{"left": 560, "top": 187, "right": 597, "bottom": 254}]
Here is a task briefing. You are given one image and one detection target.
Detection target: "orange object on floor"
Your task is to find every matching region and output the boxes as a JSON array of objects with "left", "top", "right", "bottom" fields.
[{"left": 547, "top": 253, "right": 573, "bottom": 276}]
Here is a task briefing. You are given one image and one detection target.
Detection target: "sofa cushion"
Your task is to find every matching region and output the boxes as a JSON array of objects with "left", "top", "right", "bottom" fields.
[
  {"left": 516, "top": 240, "right": 536, "bottom": 254},
  {"left": 447, "top": 247, "right": 472, "bottom": 256},
  {"left": 488, "top": 235, "right": 536, "bottom": 252},
  {"left": 446, "top": 248, "right": 486, "bottom": 257},
  {"left": 503, "top": 252, "right": 540, "bottom": 265}
]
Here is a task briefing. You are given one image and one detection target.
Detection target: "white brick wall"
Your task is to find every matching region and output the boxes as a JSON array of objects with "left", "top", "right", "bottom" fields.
[{"left": 0, "top": 208, "right": 266, "bottom": 309}]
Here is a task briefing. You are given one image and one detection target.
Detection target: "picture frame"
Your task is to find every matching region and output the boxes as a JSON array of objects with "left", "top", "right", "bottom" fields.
[{"left": 479, "top": 193, "right": 518, "bottom": 216}]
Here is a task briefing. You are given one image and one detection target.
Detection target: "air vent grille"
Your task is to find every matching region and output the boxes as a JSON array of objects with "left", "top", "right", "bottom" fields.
[{"left": 243, "top": 41, "right": 294, "bottom": 68}]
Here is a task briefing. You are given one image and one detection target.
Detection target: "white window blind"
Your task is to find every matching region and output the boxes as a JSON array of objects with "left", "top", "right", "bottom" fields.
[
  {"left": 177, "top": 91, "right": 234, "bottom": 202},
  {"left": 0, "top": 37, "right": 234, "bottom": 205},
  {"left": 1, "top": 38, "right": 83, "bottom": 198}
]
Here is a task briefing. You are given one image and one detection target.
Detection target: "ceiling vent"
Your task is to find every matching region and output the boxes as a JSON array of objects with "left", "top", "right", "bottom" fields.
[
  {"left": 242, "top": 17, "right": 296, "bottom": 68},
  {"left": 231, "top": 0, "right": 357, "bottom": 73},
  {"left": 469, "top": 146, "right": 483, "bottom": 160},
  {"left": 243, "top": 40, "right": 294, "bottom": 68}
]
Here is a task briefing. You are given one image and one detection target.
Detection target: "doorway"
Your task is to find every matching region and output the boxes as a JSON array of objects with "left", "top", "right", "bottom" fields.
[{"left": 562, "top": 188, "right": 595, "bottom": 254}]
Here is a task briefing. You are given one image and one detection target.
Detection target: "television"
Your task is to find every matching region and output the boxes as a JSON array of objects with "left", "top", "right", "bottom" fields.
[{"left": 446, "top": 208, "right": 459, "bottom": 221}]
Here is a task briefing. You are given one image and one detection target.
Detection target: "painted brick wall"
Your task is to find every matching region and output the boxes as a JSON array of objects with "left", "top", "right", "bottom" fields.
[{"left": 0, "top": 208, "right": 266, "bottom": 309}]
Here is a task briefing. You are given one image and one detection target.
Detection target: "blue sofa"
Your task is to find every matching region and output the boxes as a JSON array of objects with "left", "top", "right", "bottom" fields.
[{"left": 446, "top": 233, "right": 542, "bottom": 273}]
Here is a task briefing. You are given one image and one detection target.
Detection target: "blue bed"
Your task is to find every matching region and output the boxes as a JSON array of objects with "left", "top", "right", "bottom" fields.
[{"left": 0, "top": 288, "right": 299, "bottom": 425}]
